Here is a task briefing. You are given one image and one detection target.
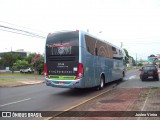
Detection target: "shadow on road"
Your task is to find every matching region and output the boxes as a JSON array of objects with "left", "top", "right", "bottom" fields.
[{"left": 53, "top": 80, "right": 120, "bottom": 97}]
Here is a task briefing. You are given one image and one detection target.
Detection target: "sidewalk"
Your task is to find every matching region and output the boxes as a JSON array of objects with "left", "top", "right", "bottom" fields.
[{"left": 54, "top": 87, "right": 160, "bottom": 120}]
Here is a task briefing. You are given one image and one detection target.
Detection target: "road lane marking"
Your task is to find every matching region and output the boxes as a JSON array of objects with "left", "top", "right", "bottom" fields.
[
  {"left": 129, "top": 75, "right": 136, "bottom": 80},
  {"left": 0, "top": 98, "right": 31, "bottom": 107}
]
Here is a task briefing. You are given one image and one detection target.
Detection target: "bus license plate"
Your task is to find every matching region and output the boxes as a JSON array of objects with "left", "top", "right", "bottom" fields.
[
  {"left": 59, "top": 82, "right": 65, "bottom": 85},
  {"left": 148, "top": 76, "right": 153, "bottom": 79}
]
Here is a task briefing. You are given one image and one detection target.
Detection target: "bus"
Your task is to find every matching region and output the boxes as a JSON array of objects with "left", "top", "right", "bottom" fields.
[{"left": 44, "top": 30, "right": 126, "bottom": 89}]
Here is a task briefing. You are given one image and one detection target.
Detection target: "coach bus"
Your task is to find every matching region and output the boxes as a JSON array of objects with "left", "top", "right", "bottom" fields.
[{"left": 44, "top": 30, "right": 126, "bottom": 89}]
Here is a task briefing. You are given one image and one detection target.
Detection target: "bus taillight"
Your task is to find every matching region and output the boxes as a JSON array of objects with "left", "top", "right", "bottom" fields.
[
  {"left": 76, "top": 63, "right": 84, "bottom": 80},
  {"left": 44, "top": 63, "right": 48, "bottom": 78}
]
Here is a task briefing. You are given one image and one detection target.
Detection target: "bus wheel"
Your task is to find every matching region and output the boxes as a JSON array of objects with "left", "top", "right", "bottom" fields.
[
  {"left": 97, "top": 76, "right": 104, "bottom": 90},
  {"left": 120, "top": 71, "right": 125, "bottom": 81}
]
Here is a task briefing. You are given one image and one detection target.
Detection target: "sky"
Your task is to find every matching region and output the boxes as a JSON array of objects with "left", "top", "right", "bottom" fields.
[{"left": 0, "top": 0, "right": 160, "bottom": 60}]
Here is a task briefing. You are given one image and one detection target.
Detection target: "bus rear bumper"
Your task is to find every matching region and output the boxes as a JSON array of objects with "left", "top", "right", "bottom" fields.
[{"left": 45, "top": 78, "right": 83, "bottom": 88}]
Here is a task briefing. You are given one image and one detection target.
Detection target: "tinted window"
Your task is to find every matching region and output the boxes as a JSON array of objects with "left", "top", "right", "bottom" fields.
[
  {"left": 46, "top": 31, "right": 79, "bottom": 56},
  {"left": 112, "top": 47, "right": 117, "bottom": 54},
  {"left": 85, "top": 35, "right": 97, "bottom": 55},
  {"left": 143, "top": 66, "right": 156, "bottom": 71},
  {"left": 45, "top": 31, "right": 79, "bottom": 76},
  {"left": 85, "top": 35, "right": 123, "bottom": 59},
  {"left": 85, "top": 35, "right": 113, "bottom": 58}
]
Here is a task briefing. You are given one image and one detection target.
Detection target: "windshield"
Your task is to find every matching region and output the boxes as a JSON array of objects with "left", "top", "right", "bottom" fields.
[{"left": 143, "top": 66, "right": 156, "bottom": 71}]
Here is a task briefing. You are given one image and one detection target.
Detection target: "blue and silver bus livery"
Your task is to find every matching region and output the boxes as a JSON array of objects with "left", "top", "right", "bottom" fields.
[{"left": 44, "top": 30, "right": 126, "bottom": 89}]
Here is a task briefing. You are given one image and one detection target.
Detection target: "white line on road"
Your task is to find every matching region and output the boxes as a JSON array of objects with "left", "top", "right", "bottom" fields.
[
  {"left": 0, "top": 98, "right": 31, "bottom": 107},
  {"left": 129, "top": 75, "right": 136, "bottom": 80}
]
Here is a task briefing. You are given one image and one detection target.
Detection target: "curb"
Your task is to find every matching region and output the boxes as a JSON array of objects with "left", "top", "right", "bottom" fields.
[{"left": 0, "top": 81, "right": 45, "bottom": 88}]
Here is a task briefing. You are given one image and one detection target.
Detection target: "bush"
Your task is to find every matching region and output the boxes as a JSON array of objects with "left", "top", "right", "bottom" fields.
[
  {"left": 13, "top": 60, "right": 30, "bottom": 70},
  {"left": 137, "top": 63, "right": 143, "bottom": 66}
]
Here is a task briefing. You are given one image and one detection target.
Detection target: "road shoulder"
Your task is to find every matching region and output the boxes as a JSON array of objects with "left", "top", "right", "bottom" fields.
[{"left": 0, "top": 80, "right": 44, "bottom": 87}]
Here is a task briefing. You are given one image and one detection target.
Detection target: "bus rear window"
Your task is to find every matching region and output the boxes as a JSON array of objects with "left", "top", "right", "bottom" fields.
[{"left": 46, "top": 31, "right": 79, "bottom": 56}]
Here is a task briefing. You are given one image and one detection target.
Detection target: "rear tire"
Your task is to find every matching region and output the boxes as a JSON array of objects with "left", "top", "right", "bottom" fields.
[
  {"left": 156, "top": 76, "right": 159, "bottom": 81},
  {"left": 120, "top": 71, "right": 125, "bottom": 81},
  {"left": 141, "top": 78, "right": 145, "bottom": 81},
  {"left": 97, "top": 76, "right": 104, "bottom": 90}
]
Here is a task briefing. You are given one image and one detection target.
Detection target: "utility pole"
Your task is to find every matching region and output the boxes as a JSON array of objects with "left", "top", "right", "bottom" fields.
[{"left": 136, "top": 53, "right": 137, "bottom": 67}]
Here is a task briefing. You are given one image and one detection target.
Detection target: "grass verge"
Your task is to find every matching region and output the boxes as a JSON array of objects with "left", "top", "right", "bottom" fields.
[
  {"left": 0, "top": 72, "right": 43, "bottom": 76},
  {"left": 0, "top": 78, "right": 17, "bottom": 82}
]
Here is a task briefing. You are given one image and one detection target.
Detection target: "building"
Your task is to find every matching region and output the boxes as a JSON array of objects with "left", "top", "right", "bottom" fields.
[{"left": 0, "top": 50, "right": 27, "bottom": 70}]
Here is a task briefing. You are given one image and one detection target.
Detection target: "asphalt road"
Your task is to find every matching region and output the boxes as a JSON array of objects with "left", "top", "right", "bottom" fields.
[
  {"left": 0, "top": 69, "right": 160, "bottom": 119},
  {"left": 119, "top": 69, "right": 160, "bottom": 88},
  {"left": 0, "top": 81, "right": 116, "bottom": 112}
]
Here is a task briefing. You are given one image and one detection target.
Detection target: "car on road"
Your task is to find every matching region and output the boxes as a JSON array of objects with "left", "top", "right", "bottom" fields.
[
  {"left": 20, "top": 68, "right": 34, "bottom": 73},
  {"left": 140, "top": 65, "right": 159, "bottom": 81}
]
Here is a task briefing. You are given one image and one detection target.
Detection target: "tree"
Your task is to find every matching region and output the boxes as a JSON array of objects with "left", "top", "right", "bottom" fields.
[
  {"left": 0, "top": 53, "right": 22, "bottom": 70},
  {"left": 123, "top": 48, "right": 136, "bottom": 66},
  {"left": 137, "top": 63, "right": 143, "bottom": 67},
  {"left": 123, "top": 48, "right": 129, "bottom": 63},
  {"left": 24, "top": 53, "right": 36, "bottom": 64},
  {"left": 12, "top": 60, "right": 30, "bottom": 70},
  {"left": 32, "top": 54, "right": 44, "bottom": 75},
  {"left": 131, "top": 56, "right": 136, "bottom": 66}
]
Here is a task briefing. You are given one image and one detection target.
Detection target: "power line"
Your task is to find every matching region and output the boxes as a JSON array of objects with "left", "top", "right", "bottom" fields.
[
  {"left": 0, "top": 28, "right": 45, "bottom": 39},
  {"left": 0, "top": 25, "right": 46, "bottom": 38},
  {"left": 0, "top": 20, "right": 47, "bottom": 35},
  {"left": 0, "top": 25, "right": 46, "bottom": 39}
]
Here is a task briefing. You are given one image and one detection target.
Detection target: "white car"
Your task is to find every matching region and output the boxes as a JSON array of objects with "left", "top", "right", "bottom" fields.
[{"left": 20, "top": 68, "right": 34, "bottom": 73}]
